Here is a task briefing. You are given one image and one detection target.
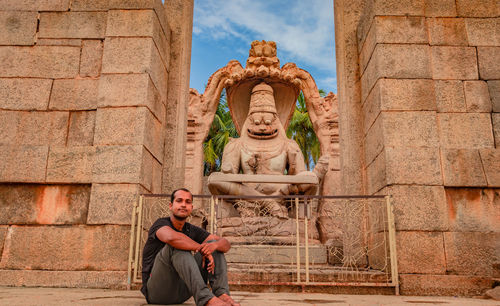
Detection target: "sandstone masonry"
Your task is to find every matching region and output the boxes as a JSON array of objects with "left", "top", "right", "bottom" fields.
[{"left": 0, "top": 0, "right": 193, "bottom": 288}]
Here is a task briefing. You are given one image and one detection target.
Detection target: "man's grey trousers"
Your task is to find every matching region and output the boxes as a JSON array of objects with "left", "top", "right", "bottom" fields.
[{"left": 146, "top": 244, "right": 230, "bottom": 306}]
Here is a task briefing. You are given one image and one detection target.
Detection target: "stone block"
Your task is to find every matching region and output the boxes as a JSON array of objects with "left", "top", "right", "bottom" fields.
[
  {"left": 39, "top": 12, "right": 107, "bottom": 39},
  {"left": 97, "top": 74, "right": 165, "bottom": 122},
  {"left": 36, "top": 38, "right": 82, "bottom": 46},
  {"left": 0, "top": 11, "right": 37, "bottom": 45},
  {"left": 0, "top": 184, "right": 89, "bottom": 225},
  {"left": 0, "top": 226, "right": 7, "bottom": 256},
  {"left": 364, "top": 114, "right": 384, "bottom": 167},
  {"left": 456, "top": 0, "right": 499, "bottom": 17},
  {"left": 464, "top": 81, "right": 492, "bottom": 112},
  {"left": 0, "top": 111, "right": 17, "bottom": 144},
  {"left": 380, "top": 79, "right": 436, "bottom": 111},
  {"left": 49, "top": 79, "right": 99, "bottom": 110},
  {"left": 424, "top": 0, "right": 457, "bottom": 17},
  {"left": 386, "top": 185, "right": 448, "bottom": 231},
  {"left": 46, "top": 146, "right": 95, "bottom": 183},
  {"left": 434, "top": 80, "right": 466, "bottom": 112},
  {"left": 71, "top": 0, "right": 156, "bottom": 11},
  {"left": 478, "top": 47, "right": 500, "bottom": 80},
  {"left": 362, "top": 79, "right": 436, "bottom": 133},
  {"left": 87, "top": 183, "right": 145, "bottom": 225},
  {"left": 386, "top": 146, "right": 442, "bottom": 185},
  {"left": 446, "top": 188, "right": 500, "bottom": 232},
  {"left": 13, "top": 111, "right": 69, "bottom": 145},
  {"left": 366, "top": 148, "right": 386, "bottom": 195},
  {"left": 0, "top": 78, "right": 52, "bottom": 111},
  {"left": 441, "top": 149, "right": 487, "bottom": 186},
  {"left": 151, "top": 145, "right": 163, "bottom": 193},
  {"left": 0, "top": 270, "right": 127, "bottom": 289},
  {"left": 0, "top": 225, "right": 129, "bottom": 271},
  {"left": 94, "top": 107, "right": 163, "bottom": 160},
  {"left": 0, "top": 46, "right": 80, "bottom": 78},
  {"left": 80, "top": 40, "right": 103, "bottom": 78},
  {"left": 431, "top": 46, "right": 478, "bottom": 80},
  {"left": 396, "top": 231, "right": 446, "bottom": 274},
  {"left": 148, "top": 39, "right": 168, "bottom": 98},
  {"left": 444, "top": 232, "right": 499, "bottom": 276},
  {"left": 101, "top": 37, "right": 153, "bottom": 74},
  {"left": 400, "top": 274, "right": 494, "bottom": 296},
  {"left": 1, "top": 0, "right": 70, "bottom": 11},
  {"left": 0, "top": 145, "right": 48, "bottom": 182},
  {"left": 488, "top": 80, "right": 500, "bottom": 112},
  {"left": 438, "top": 113, "right": 494, "bottom": 148},
  {"left": 466, "top": 18, "right": 500, "bottom": 46},
  {"left": 140, "top": 148, "right": 155, "bottom": 192},
  {"left": 494, "top": 114, "right": 500, "bottom": 147},
  {"left": 362, "top": 44, "right": 431, "bottom": 102},
  {"left": 360, "top": 16, "right": 427, "bottom": 71},
  {"left": 480, "top": 149, "right": 500, "bottom": 187},
  {"left": 105, "top": 9, "right": 169, "bottom": 68},
  {"left": 428, "top": 18, "right": 468, "bottom": 46},
  {"left": 92, "top": 145, "right": 146, "bottom": 185},
  {"left": 382, "top": 111, "right": 439, "bottom": 148},
  {"left": 373, "top": 0, "right": 424, "bottom": 16},
  {"left": 67, "top": 111, "right": 95, "bottom": 146}
]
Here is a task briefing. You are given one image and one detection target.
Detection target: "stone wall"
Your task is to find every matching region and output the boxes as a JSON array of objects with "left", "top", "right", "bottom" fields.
[
  {"left": 0, "top": 0, "right": 192, "bottom": 288},
  {"left": 336, "top": 0, "right": 499, "bottom": 296}
]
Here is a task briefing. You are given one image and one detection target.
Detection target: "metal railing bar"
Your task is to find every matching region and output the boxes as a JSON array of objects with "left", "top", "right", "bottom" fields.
[{"left": 139, "top": 194, "right": 387, "bottom": 199}]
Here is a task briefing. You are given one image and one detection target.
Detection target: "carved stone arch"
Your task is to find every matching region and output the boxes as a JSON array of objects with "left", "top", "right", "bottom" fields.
[{"left": 184, "top": 41, "right": 339, "bottom": 196}]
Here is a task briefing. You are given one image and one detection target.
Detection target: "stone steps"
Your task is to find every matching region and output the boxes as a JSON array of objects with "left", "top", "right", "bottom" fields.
[
  {"left": 226, "top": 244, "right": 328, "bottom": 264},
  {"left": 228, "top": 263, "right": 390, "bottom": 284}
]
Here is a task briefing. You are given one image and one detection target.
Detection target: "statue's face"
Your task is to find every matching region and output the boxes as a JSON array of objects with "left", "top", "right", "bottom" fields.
[{"left": 247, "top": 111, "right": 280, "bottom": 139}]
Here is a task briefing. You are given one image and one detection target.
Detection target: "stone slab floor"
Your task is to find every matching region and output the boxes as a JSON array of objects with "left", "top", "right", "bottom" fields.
[{"left": 0, "top": 287, "right": 498, "bottom": 306}]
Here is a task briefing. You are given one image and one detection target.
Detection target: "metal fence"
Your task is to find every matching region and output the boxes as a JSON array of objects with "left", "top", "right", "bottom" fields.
[{"left": 127, "top": 194, "right": 399, "bottom": 294}]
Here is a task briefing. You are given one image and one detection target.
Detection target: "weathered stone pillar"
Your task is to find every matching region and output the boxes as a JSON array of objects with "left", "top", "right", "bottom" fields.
[
  {"left": 163, "top": 0, "right": 194, "bottom": 193},
  {"left": 334, "top": 0, "right": 366, "bottom": 195}
]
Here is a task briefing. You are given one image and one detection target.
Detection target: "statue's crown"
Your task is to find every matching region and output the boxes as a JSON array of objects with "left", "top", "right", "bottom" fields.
[
  {"left": 251, "top": 82, "right": 273, "bottom": 94},
  {"left": 249, "top": 82, "right": 277, "bottom": 114}
]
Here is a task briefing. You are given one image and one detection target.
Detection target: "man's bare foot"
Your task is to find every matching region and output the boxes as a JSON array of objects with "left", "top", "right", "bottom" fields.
[
  {"left": 218, "top": 293, "right": 241, "bottom": 306},
  {"left": 205, "top": 296, "right": 230, "bottom": 306}
]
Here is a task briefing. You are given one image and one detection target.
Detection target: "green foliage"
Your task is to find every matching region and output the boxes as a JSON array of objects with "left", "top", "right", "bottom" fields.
[{"left": 203, "top": 90, "right": 238, "bottom": 175}]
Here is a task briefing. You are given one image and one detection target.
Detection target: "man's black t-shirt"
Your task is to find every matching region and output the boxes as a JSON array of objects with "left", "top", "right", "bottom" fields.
[{"left": 140, "top": 217, "right": 210, "bottom": 297}]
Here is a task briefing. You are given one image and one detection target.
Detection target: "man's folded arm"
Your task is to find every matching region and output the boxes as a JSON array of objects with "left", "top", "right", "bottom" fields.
[
  {"left": 202, "top": 234, "right": 231, "bottom": 254},
  {"left": 156, "top": 226, "right": 201, "bottom": 251}
]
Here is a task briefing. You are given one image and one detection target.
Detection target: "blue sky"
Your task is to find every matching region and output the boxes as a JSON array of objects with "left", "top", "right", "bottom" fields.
[{"left": 189, "top": 0, "right": 336, "bottom": 95}]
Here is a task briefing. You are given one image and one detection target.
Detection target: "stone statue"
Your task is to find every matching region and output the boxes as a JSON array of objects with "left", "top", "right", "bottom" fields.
[{"left": 209, "top": 82, "right": 326, "bottom": 196}]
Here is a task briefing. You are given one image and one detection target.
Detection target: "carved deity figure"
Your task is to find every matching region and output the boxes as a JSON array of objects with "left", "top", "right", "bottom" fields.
[{"left": 208, "top": 82, "right": 326, "bottom": 202}]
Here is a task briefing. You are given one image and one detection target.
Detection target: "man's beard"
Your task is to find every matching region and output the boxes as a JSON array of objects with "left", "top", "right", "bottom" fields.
[{"left": 172, "top": 213, "right": 188, "bottom": 221}]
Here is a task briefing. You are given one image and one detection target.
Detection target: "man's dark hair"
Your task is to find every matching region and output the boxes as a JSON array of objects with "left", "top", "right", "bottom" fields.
[{"left": 170, "top": 187, "right": 192, "bottom": 203}]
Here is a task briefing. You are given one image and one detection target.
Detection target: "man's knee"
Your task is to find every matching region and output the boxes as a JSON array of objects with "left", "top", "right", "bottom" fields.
[{"left": 171, "top": 248, "right": 196, "bottom": 265}]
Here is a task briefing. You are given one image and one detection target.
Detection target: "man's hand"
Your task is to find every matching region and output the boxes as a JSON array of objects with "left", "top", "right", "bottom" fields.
[
  {"left": 202, "top": 254, "right": 215, "bottom": 274},
  {"left": 200, "top": 241, "right": 218, "bottom": 256}
]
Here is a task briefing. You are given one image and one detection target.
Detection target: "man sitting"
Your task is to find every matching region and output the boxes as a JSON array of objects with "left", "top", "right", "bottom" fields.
[{"left": 141, "top": 188, "right": 239, "bottom": 306}]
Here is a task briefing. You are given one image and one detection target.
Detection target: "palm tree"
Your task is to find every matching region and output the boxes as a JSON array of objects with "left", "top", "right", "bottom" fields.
[
  {"left": 286, "top": 90, "right": 325, "bottom": 170},
  {"left": 203, "top": 90, "right": 238, "bottom": 175}
]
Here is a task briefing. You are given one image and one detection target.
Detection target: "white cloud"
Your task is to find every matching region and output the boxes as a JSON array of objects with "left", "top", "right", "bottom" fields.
[
  {"left": 318, "top": 76, "right": 337, "bottom": 93},
  {"left": 193, "top": 0, "right": 336, "bottom": 72}
]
